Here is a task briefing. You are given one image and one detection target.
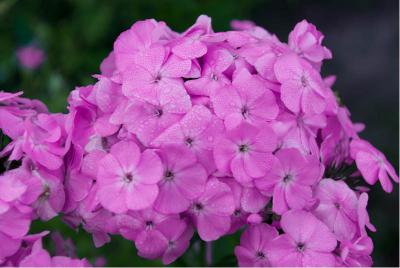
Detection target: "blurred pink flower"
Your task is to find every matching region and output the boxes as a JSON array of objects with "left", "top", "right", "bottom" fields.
[{"left": 16, "top": 46, "right": 45, "bottom": 70}]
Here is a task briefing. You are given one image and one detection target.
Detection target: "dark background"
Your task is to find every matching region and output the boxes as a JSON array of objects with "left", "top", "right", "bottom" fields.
[{"left": 0, "top": 0, "right": 398, "bottom": 266}]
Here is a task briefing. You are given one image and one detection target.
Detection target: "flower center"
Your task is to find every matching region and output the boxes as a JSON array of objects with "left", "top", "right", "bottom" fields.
[
  {"left": 334, "top": 202, "right": 341, "bottom": 209},
  {"left": 39, "top": 186, "right": 51, "bottom": 200},
  {"left": 241, "top": 105, "right": 250, "bottom": 119},
  {"left": 234, "top": 209, "right": 241, "bottom": 217},
  {"left": 255, "top": 251, "right": 266, "bottom": 259},
  {"left": 300, "top": 75, "right": 308, "bottom": 87},
  {"left": 193, "top": 202, "right": 204, "bottom": 213},
  {"left": 297, "top": 242, "right": 306, "bottom": 252},
  {"left": 185, "top": 137, "right": 194, "bottom": 147},
  {"left": 211, "top": 73, "right": 218, "bottom": 81},
  {"left": 164, "top": 170, "right": 174, "bottom": 181},
  {"left": 154, "top": 73, "right": 162, "bottom": 83},
  {"left": 238, "top": 144, "right": 249, "bottom": 153},
  {"left": 123, "top": 173, "right": 134, "bottom": 183},
  {"left": 154, "top": 107, "right": 163, "bottom": 118},
  {"left": 168, "top": 240, "right": 175, "bottom": 248},
  {"left": 283, "top": 174, "right": 292, "bottom": 183},
  {"left": 145, "top": 220, "right": 154, "bottom": 229}
]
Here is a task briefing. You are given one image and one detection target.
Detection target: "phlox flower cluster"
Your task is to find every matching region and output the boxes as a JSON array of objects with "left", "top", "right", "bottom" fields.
[{"left": 0, "top": 16, "right": 398, "bottom": 267}]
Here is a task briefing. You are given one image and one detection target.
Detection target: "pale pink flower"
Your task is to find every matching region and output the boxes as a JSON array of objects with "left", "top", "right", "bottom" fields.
[
  {"left": 172, "top": 15, "right": 225, "bottom": 60},
  {"left": 157, "top": 218, "right": 193, "bottom": 264},
  {"left": 255, "top": 148, "right": 321, "bottom": 215},
  {"left": 114, "top": 19, "right": 173, "bottom": 71},
  {"left": 189, "top": 178, "right": 235, "bottom": 241},
  {"left": 154, "top": 146, "right": 207, "bottom": 213},
  {"left": 288, "top": 20, "right": 332, "bottom": 64},
  {"left": 122, "top": 45, "right": 191, "bottom": 103},
  {"left": 235, "top": 223, "right": 278, "bottom": 267},
  {"left": 274, "top": 53, "right": 327, "bottom": 114},
  {"left": 111, "top": 86, "right": 191, "bottom": 146},
  {"left": 97, "top": 141, "right": 163, "bottom": 213},
  {"left": 152, "top": 105, "right": 223, "bottom": 174},
  {"left": 268, "top": 210, "right": 337, "bottom": 266},
  {"left": 350, "top": 139, "right": 399, "bottom": 193},
  {"left": 212, "top": 69, "right": 278, "bottom": 130},
  {"left": 313, "top": 179, "right": 358, "bottom": 241},
  {"left": 184, "top": 47, "right": 232, "bottom": 97},
  {"left": 214, "top": 123, "right": 277, "bottom": 185}
]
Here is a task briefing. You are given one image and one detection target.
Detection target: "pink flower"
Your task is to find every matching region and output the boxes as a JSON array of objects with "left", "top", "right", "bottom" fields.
[
  {"left": 172, "top": 15, "right": 224, "bottom": 60},
  {"left": 114, "top": 19, "right": 173, "bottom": 71},
  {"left": 16, "top": 46, "right": 45, "bottom": 70},
  {"left": 97, "top": 141, "right": 163, "bottom": 213},
  {"left": 313, "top": 179, "right": 358, "bottom": 241},
  {"left": 0, "top": 17, "right": 398, "bottom": 267},
  {"left": 255, "top": 148, "right": 321, "bottom": 215},
  {"left": 214, "top": 123, "right": 277, "bottom": 185},
  {"left": 154, "top": 146, "right": 207, "bottom": 213},
  {"left": 339, "top": 235, "right": 373, "bottom": 267},
  {"left": 350, "top": 139, "right": 399, "bottom": 193},
  {"left": 152, "top": 105, "right": 223, "bottom": 174},
  {"left": 0, "top": 207, "right": 31, "bottom": 262},
  {"left": 274, "top": 53, "right": 327, "bottom": 114},
  {"left": 122, "top": 45, "right": 191, "bottom": 104},
  {"left": 22, "top": 114, "right": 67, "bottom": 170},
  {"left": 288, "top": 20, "right": 332, "bottom": 65},
  {"left": 0, "top": 171, "right": 27, "bottom": 213},
  {"left": 116, "top": 209, "right": 179, "bottom": 259},
  {"left": 235, "top": 223, "right": 279, "bottom": 267},
  {"left": 31, "top": 167, "right": 65, "bottom": 221},
  {"left": 219, "top": 177, "right": 248, "bottom": 233},
  {"left": 157, "top": 218, "right": 193, "bottom": 265},
  {"left": 239, "top": 36, "right": 288, "bottom": 82},
  {"left": 271, "top": 111, "right": 326, "bottom": 155},
  {"left": 184, "top": 48, "right": 232, "bottom": 97},
  {"left": 111, "top": 84, "right": 191, "bottom": 146},
  {"left": 189, "top": 178, "right": 235, "bottom": 241},
  {"left": 268, "top": 210, "right": 337, "bottom": 266},
  {"left": 211, "top": 69, "right": 278, "bottom": 130}
]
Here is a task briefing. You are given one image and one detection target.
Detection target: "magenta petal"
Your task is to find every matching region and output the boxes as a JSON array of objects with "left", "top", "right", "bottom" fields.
[
  {"left": 155, "top": 181, "right": 190, "bottom": 213},
  {"left": 272, "top": 184, "right": 288, "bottom": 215},
  {"left": 135, "top": 150, "right": 163, "bottom": 184},
  {"left": 136, "top": 230, "right": 168, "bottom": 259},
  {"left": 126, "top": 183, "right": 159, "bottom": 210},
  {"left": 197, "top": 213, "right": 231, "bottom": 241}
]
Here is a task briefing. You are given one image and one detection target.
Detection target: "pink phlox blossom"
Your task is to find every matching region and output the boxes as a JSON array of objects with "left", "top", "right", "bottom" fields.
[
  {"left": 152, "top": 105, "right": 223, "bottom": 174},
  {"left": 255, "top": 148, "right": 321, "bottom": 215},
  {"left": 211, "top": 68, "right": 278, "bottom": 130},
  {"left": 189, "top": 178, "right": 235, "bottom": 241},
  {"left": 97, "top": 140, "right": 163, "bottom": 213},
  {"left": 350, "top": 139, "right": 399, "bottom": 193},
  {"left": 214, "top": 122, "right": 277, "bottom": 186},
  {"left": 288, "top": 20, "right": 332, "bottom": 67},
  {"left": 274, "top": 52, "right": 327, "bottom": 114},
  {"left": 267, "top": 210, "right": 337, "bottom": 267},
  {"left": 235, "top": 223, "right": 279, "bottom": 266},
  {"left": 313, "top": 179, "right": 358, "bottom": 241},
  {"left": 153, "top": 145, "right": 207, "bottom": 213}
]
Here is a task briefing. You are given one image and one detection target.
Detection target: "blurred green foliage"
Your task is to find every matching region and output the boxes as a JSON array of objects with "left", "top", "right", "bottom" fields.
[{"left": 0, "top": 0, "right": 398, "bottom": 266}]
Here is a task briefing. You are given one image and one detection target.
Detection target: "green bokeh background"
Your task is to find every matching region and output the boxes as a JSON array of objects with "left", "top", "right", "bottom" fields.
[{"left": 0, "top": 0, "right": 398, "bottom": 266}]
